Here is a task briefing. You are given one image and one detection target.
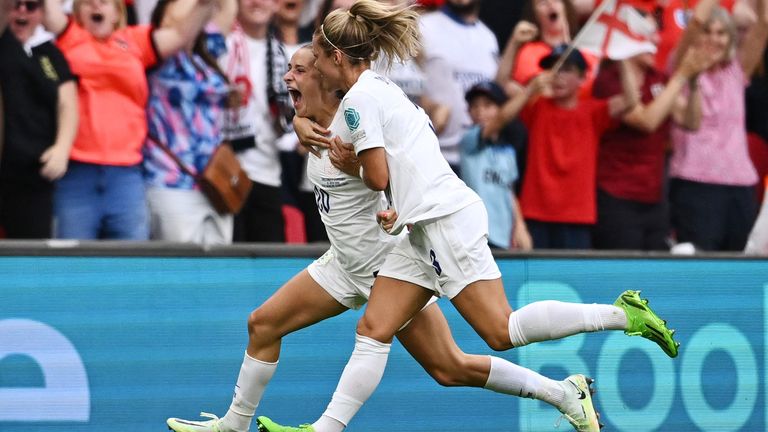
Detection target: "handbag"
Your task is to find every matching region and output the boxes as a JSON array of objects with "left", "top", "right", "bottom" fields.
[{"left": 150, "top": 136, "right": 253, "bottom": 214}]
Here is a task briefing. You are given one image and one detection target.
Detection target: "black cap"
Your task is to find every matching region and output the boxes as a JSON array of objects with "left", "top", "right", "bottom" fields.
[
  {"left": 538, "top": 44, "right": 588, "bottom": 72},
  {"left": 465, "top": 80, "right": 508, "bottom": 105}
]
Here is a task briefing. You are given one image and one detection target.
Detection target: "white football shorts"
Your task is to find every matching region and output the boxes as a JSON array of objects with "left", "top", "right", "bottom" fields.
[
  {"left": 308, "top": 248, "right": 439, "bottom": 324},
  {"left": 378, "top": 201, "right": 501, "bottom": 299}
]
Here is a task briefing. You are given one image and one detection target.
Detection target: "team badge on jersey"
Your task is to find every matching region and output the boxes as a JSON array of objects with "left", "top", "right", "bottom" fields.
[{"left": 344, "top": 108, "right": 361, "bottom": 131}]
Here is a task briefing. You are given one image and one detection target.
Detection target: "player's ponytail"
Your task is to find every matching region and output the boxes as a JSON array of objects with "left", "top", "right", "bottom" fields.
[{"left": 315, "top": 0, "right": 420, "bottom": 69}]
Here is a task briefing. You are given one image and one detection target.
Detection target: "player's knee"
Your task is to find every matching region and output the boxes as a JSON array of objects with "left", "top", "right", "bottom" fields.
[
  {"left": 426, "top": 362, "right": 468, "bottom": 387},
  {"left": 355, "top": 314, "right": 393, "bottom": 342},
  {"left": 483, "top": 331, "right": 513, "bottom": 351},
  {"left": 247, "top": 308, "right": 277, "bottom": 341}
]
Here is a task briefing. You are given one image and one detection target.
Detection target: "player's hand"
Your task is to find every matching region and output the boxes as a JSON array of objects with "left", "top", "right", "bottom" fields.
[
  {"left": 328, "top": 136, "right": 360, "bottom": 177},
  {"left": 293, "top": 116, "right": 331, "bottom": 157},
  {"left": 376, "top": 208, "right": 398, "bottom": 233}
]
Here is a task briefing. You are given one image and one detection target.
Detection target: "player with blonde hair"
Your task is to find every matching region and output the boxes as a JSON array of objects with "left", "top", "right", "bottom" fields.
[{"left": 256, "top": 1, "right": 680, "bottom": 431}]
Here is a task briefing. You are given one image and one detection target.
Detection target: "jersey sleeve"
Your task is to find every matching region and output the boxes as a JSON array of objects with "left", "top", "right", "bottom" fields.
[
  {"left": 341, "top": 90, "right": 385, "bottom": 155},
  {"left": 43, "top": 42, "right": 75, "bottom": 83},
  {"left": 592, "top": 98, "right": 618, "bottom": 135}
]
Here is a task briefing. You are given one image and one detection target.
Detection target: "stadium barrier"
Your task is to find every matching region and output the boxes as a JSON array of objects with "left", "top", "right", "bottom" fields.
[{"left": 1, "top": 241, "right": 765, "bottom": 431}]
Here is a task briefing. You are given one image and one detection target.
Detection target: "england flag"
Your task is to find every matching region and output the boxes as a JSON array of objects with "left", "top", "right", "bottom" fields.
[{"left": 575, "top": 0, "right": 658, "bottom": 60}]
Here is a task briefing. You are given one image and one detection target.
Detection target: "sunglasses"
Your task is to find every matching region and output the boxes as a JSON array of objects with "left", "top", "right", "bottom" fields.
[{"left": 14, "top": 0, "right": 42, "bottom": 11}]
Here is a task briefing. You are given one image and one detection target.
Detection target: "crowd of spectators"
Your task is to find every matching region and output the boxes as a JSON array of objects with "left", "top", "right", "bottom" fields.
[{"left": 0, "top": 0, "right": 767, "bottom": 253}]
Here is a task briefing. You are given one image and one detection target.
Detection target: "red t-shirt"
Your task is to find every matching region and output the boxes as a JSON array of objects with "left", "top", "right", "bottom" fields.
[
  {"left": 593, "top": 62, "right": 670, "bottom": 203},
  {"left": 656, "top": 0, "right": 735, "bottom": 70},
  {"left": 519, "top": 97, "right": 614, "bottom": 224},
  {"left": 57, "top": 20, "right": 157, "bottom": 166},
  {"left": 511, "top": 41, "right": 600, "bottom": 98}
]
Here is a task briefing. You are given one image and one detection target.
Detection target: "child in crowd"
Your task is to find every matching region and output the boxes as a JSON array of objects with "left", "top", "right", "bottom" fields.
[
  {"left": 509, "top": 44, "right": 637, "bottom": 249},
  {"left": 460, "top": 80, "right": 531, "bottom": 250}
]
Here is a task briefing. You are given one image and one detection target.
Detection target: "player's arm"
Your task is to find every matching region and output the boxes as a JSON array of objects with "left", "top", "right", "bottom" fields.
[
  {"left": 292, "top": 116, "right": 331, "bottom": 156},
  {"left": 358, "top": 147, "right": 388, "bottom": 191}
]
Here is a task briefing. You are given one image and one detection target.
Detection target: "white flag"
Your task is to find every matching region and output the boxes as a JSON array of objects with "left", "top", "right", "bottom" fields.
[{"left": 575, "top": 0, "right": 658, "bottom": 60}]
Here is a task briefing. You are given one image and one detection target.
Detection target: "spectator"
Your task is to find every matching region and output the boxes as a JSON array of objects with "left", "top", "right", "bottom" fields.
[
  {"left": 0, "top": 0, "right": 77, "bottom": 239},
  {"left": 222, "top": 0, "right": 292, "bottom": 242},
  {"left": 514, "top": 46, "right": 637, "bottom": 249},
  {"left": 143, "top": 0, "right": 237, "bottom": 245},
  {"left": 419, "top": 0, "right": 499, "bottom": 175},
  {"left": 592, "top": 12, "right": 712, "bottom": 251},
  {"left": 669, "top": 0, "right": 768, "bottom": 251},
  {"left": 460, "top": 80, "right": 531, "bottom": 250},
  {"left": 43, "top": 0, "right": 216, "bottom": 240},
  {"left": 496, "top": 0, "right": 599, "bottom": 96}
]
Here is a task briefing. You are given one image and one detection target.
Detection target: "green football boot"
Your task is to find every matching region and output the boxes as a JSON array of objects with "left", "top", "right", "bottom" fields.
[
  {"left": 557, "top": 374, "right": 602, "bottom": 432},
  {"left": 256, "top": 416, "right": 315, "bottom": 432},
  {"left": 166, "top": 412, "right": 223, "bottom": 432},
  {"left": 615, "top": 290, "right": 680, "bottom": 358}
]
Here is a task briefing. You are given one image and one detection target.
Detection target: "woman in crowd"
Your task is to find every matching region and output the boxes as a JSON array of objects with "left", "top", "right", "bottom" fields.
[
  {"left": 496, "top": 0, "right": 599, "bottom": 95},
  {"left": 256, "top": 2, "right": 679, "bottom": 432},
  {"left": 592, "top": 9, "right": 712, "bottom": 250},
  {"left": 669, "top": 0, "right": 768, "bottom": 251},
  {"left": 143, "top": 0, "right": 237, "bottom": 245},
  {"left": 0, "top": 0, "right": 77, "bottom": 238},
  {"left": 43, "top": 0, "right": 216, "bottom": 239}
]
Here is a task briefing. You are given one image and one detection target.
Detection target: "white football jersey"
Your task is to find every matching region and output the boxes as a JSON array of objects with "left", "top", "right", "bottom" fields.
[
  {"left": 306, "top": 109, "right": 397, "bottom": 278},
  {"left": 340, "top": 70, "right": 481, "bottom": 235}
]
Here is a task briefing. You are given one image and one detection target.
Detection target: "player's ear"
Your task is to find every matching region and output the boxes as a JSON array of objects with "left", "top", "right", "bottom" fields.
[{"left": 333, "top": 50, "right": 343, "bottom": 66}]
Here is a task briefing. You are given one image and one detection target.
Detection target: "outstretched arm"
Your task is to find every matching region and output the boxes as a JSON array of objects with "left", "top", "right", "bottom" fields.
[
  {"left": 496, "top": 21, "right": 538, "bottom": 87},
  {"left": 483, "top": 71, "right": 551, "bottom": 140},
  {"left": 212, "top": 0, "right": 237, "bottom": 36},
  {"left": 607, "top": 60, "right": 639, "bottom": 118},
  {"left": 672, "top": 0, "right": 721, "bottom": 69},
  {"left": 42, "top": 0, "right": 70, "bottom": 36},
  {"left": 672, "top": 78, "right": 703, "bottom": 130},
  {"left": 739, "top": 0, "right": 768, "bottom": 76},
  {"left": 623, "top": 47, "right": 712, "bottom": 132},
  {"left": 152, "top": 0, "right": 215, "bottom": 60}
]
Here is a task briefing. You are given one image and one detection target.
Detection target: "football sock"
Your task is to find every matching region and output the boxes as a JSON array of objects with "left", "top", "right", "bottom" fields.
[
  {"left": 220, "top": 352, "right": 277, "bottom": 432},
  {"left": 483, "top": 356, "right": 566, "bottom": 407},
  {"left": 508, "top": 300, "right": 627, "bottom": 347},
  {"left": 314, "top": 333, "right": 391, "bottom": 431}
]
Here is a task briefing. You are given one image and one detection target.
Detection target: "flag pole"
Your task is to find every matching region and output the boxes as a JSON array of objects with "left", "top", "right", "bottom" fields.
[{"left": 551, "top": 0, "right": 615, "bottom": 73}]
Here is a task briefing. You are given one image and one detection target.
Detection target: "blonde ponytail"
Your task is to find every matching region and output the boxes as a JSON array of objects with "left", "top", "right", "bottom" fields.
[{"left": 316, "top": 0, "right": 421, "bottom": 68}]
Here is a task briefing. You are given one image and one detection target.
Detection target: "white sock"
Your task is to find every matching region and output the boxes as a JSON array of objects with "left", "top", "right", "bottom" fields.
[
  {"left": 314, "top": 333, "right": 391, "bottom": 431},
  {"left": 483, "top": 356, "right": 566, "bottom": 407},
  {"left": 508, "top": 301, "right": 627, "bottom": 347},
  {"left": 220, "top": 352, "right": 278, "bottom": 432}
]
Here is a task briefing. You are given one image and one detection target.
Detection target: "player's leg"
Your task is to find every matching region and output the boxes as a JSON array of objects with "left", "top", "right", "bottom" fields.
[
  {"left": 396, "top": 302, "right": 601, "bottom": 431},
  {"left": 306, "top": 276, "right": 434, "bottom": 432},
  {"left": 434, "top": 202, "right": 678, "bottom": 357},
  {"left": 168, "top": 268, "right": 349, "bottom": 432}
]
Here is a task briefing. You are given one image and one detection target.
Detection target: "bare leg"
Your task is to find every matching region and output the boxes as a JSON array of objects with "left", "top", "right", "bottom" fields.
[
  {"left": 223, "top": 270, "right": 349, "bottom": 431},
  {"left": 397, "top": 303, "right": 568, "bottom": 408},
  {"left": 451, "top": 279, "right": 626, "bottom": 351}
]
